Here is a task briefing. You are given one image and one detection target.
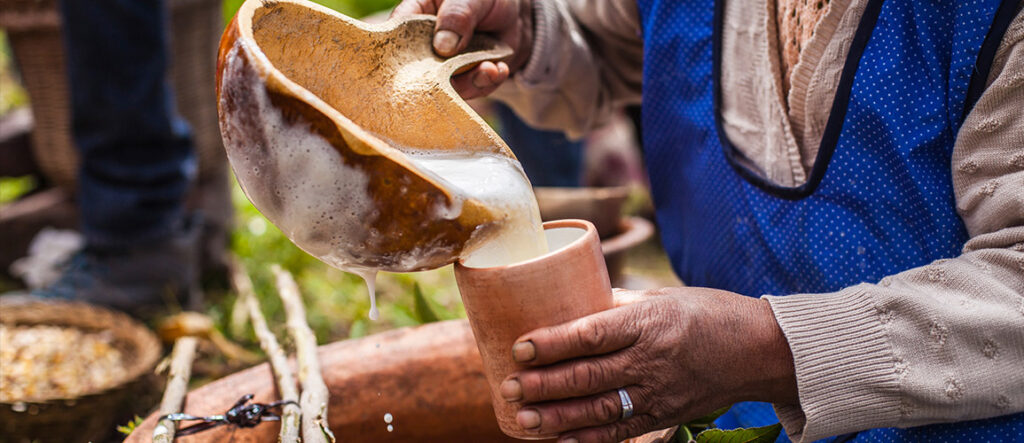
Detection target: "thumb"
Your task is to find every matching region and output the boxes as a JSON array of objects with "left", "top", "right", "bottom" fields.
[{"left": 433, "top": 0, "right": 495, "bottom": 56}]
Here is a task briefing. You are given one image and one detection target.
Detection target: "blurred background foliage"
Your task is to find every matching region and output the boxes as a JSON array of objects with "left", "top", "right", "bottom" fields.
[{"left": 223, "top": 0, "right": 400, "bottom": 23}]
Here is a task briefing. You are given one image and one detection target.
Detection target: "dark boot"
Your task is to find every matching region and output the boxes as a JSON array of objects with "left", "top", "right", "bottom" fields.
[{"left": 33, "top": 215, "right": 202, "bottom": 317}]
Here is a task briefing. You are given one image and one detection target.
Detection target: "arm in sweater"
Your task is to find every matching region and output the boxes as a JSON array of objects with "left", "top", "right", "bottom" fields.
[
  {"left": 490, "top": 0, "right": 643, "bottom": 139},
  {"left": 765, "top": 9, "right": 1024, "bottom": 441},
  {"left": 497, "top": 1, "right": 1024, "bottom": 440}
]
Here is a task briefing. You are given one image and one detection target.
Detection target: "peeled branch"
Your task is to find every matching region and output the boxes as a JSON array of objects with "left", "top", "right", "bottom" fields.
[
  {"left": 230, "top": 256, "right": 301, "bottom": 442},
  {"left": 273, "top": 265, "right": 336, "bottom": 443},
  {"left": 152, "top": 336, "right": 199, "bottom": 443}
]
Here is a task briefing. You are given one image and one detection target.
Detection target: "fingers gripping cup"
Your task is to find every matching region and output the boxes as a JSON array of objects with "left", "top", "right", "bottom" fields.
[{"left": 454, "top": 219, "right": 614, "bottom": 439}]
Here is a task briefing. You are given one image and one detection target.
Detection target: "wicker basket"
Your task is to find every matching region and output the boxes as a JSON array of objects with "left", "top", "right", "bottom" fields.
[{"left": 0, "top": 296, "right": 163, "bottom": 443}]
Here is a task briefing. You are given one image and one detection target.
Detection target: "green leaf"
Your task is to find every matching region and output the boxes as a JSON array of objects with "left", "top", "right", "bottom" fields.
[
  {"left": 413, "top": 283, "right": 441, "bottom": 324},
  {"left": 678, "top": 425, "right": 695, "bottom": 443},
  {"left": 694, "top": 424, "right": 782, "bottom": 443}
]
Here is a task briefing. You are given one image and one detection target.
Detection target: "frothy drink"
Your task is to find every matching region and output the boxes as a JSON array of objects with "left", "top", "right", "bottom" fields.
[
  {"left": 406, "top": 152, "right": 548, "bottom": 268},
  {"left": 358, "top": 151, "right": 550, "bottom": 319}
]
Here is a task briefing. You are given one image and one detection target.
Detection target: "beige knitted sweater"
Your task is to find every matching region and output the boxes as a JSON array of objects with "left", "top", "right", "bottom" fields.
[{"left": 493, "top": 1, "right": 1024, "bottom": 441}]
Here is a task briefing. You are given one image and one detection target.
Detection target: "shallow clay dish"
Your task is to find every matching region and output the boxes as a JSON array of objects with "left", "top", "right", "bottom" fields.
[{"left": 217, "top": 0, "right": 516, "bottom": 272}]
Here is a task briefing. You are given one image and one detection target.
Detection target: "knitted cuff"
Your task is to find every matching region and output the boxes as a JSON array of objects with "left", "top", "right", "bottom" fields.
[{"left": 763, "top": 286, "right": 903, "bottom": 442}]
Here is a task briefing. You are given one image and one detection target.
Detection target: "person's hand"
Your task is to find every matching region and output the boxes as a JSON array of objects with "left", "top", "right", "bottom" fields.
[
  {"left": 498, "top": 287, "right": 799, "bottom": 442},
  {"left": 391, "top": 0, "right": 533, "bottom": 98}
]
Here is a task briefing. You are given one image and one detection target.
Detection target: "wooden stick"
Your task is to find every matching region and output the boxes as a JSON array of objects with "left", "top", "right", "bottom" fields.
[
  {"left": 273, "top": 264, "right": 336, "bottom": 443},
  {"left": 229, "top": 257, "right": 301, "bottom": 442},
  {"left": 152, "top": 336, "right": 199, "bottom": 443}
]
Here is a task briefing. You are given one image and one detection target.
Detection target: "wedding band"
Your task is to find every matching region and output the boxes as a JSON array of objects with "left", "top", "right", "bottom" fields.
[{"left": 618, "top": 388, "right": 634, "bottom": 420}]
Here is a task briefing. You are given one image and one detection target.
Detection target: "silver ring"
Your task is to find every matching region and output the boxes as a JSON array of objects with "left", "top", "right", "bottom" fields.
[{"left": 617, "top": 388, "right": 634, "bottom": 420}]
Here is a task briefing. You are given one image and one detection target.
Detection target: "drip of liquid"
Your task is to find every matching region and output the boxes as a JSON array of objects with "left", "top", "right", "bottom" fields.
[{"left": 352, "top": 269, "right": 379, "bottom": 320}]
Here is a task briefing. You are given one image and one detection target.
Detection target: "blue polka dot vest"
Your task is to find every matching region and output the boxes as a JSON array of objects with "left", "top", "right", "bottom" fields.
[{"left": 633, "top": 0, "right": 1023, "bottom": 441}]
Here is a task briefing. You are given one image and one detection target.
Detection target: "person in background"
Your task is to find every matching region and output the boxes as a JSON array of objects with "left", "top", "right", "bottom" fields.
[
  {"left": 393, "top": 0, "right": 1024, "bottom": 442},
  {"left": 33, "top": 0, "right": 202, "bottom": 315},
  {"left": 495, "top": 101, "right": 584, "bottom": 187}
]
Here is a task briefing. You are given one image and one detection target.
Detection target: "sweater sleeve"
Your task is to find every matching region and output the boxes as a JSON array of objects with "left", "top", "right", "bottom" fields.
[
  {"left": 489, "top": 0, "right": 643, "bottom": 139},
  {"left": 763, "top": 8, "right": 1024, "bottom": 442}
]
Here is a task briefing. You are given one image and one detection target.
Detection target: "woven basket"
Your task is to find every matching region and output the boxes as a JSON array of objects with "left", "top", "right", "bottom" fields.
[
  {"left": 0, "top": 0, "right": 227, "bottom": 189},
  {"left": 0, "top": 296, "right": 163, "bottom": 443}
]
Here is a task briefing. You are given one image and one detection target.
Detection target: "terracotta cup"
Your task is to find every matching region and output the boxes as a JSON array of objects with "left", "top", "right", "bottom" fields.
[{"left": 454, "top": 219, "right": 614, "bottom": 439}]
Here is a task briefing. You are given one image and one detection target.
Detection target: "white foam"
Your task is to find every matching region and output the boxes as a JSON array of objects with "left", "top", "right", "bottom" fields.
[{"left": 220, "top": 42, "right": 376, "bottom": 274}]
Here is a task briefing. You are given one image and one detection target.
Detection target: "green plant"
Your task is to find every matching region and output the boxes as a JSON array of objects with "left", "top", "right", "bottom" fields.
[
  {"left": 0, "top": 176, "right": 37, "bottom": 204},
  {"left": 116, "top": 415, "right": 144, "bottom": 436},
  {"left": 687, "top": 424, "right": 782, "bottom": 443},
  {"left": 672, "top": 407, "right": 782, "bottom": 443},
  {"left": 0, "top": 31, "right": 29, "bottom": 114},
  {"left": 412, "top": 282, "right": 441, "bottom": 324}
]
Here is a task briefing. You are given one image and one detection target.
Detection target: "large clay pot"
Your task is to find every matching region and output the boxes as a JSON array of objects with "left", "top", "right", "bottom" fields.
[
  {"left": 455, "top": 219, "right": 614, "bottom": 439},
  {"left": 126, "top": 320, "right": 540, "bottom": 442},
  {"left": 125, "top": 319, "right": 675, "bottom": 442}
]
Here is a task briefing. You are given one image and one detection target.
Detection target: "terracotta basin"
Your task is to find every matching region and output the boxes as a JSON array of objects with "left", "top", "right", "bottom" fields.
[
  {"left": 534, "top": 187, "right": 630, "bottom": 239},
  {"left": 602, "top": 216, "right": 656, "bottom": 287},
  {"left": 534, "top": 187, "right": 656, "bottom": 285},
  {"left": 125, "top": 320, "right": 675, "bottom": 442},
  {"left": 217, "top": 0, "right": 518, "bottom": 272}
]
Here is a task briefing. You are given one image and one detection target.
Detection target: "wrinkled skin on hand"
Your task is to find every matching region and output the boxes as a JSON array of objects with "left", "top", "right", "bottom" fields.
[
  {"left": 391, "top": 0, "right": 533, "bottom": 98},
  {"left": 497, "top": 287, "right": 799, "bottom": 443}
]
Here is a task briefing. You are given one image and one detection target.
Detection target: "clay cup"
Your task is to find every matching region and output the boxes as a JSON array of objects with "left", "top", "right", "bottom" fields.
[{"left": 454, "top": 219, "right": 614, "bottom": 439}]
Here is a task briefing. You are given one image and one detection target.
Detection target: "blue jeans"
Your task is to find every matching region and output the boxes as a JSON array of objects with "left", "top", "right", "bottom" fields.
[{"left": 59, "top": 0, "right": 196, "bottom": 248}]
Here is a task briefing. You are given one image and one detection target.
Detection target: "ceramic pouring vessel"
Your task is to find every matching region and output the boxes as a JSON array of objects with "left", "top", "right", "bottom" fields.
[
  {"left": 454, "top": 219, "right": 614, "bottom": 439},
  {"left": 217, "top": 0, "right": 518, "bottom": 272}
]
